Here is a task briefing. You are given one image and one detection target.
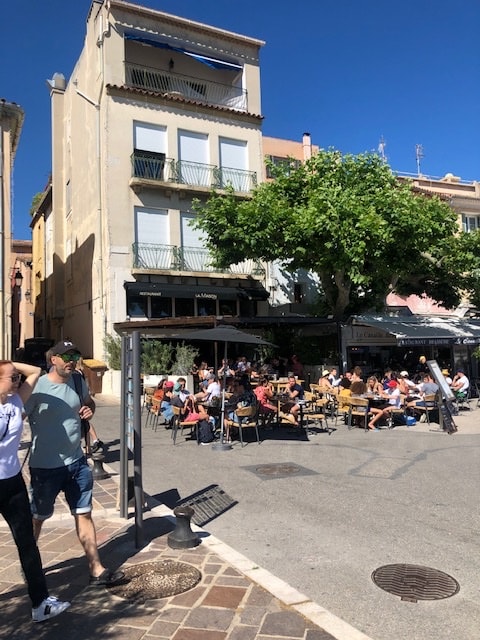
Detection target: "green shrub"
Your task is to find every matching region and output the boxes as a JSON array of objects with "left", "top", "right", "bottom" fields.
[
  {"left": 141, "top": 340, "right": 174, "bottom": 374},
  {"left": 103, "top": 333, "right": 122, "bottom": 370},
  {"left": 172, "top": 342, "right": 199, "bottom": 375}
]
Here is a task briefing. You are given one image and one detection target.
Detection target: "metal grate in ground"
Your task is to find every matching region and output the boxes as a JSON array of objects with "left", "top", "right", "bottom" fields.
[
  {"left": 372, "top": 563, "right": 460, "bottom": 602},
  {"left": 176, "top": 484, "right": 238, "bottom": 526}
]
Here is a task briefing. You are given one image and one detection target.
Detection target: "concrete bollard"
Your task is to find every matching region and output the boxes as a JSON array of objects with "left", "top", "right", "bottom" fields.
[{"left": 168, "top": 505, "right": 200, "bottom": 549}]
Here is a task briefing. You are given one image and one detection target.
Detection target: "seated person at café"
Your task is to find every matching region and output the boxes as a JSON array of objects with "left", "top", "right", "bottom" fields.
[
  {"left": 254, "top": 377, "right": 278, "bottom": 423},
  {"left": 351, "top": 366, "right": 364, "bottom": 383},
  {"left": 350, "top": 380, "right": 367, "bottom": 396},
  {"left": 225, "top": 379, "right": 257, "bottom": 442},
  {"left": 195, "top": 374, "right": 221, "bottom": 405},
  {"left": 153, "top": 378, "right": 166, "bottom": 401},
  {"left": 442, "top": 368, "right": 452, "bottom": 385},
  {"left": 281, "top": 375, "right": 304, "bottom": 426},
  {"left": 160, "top": 381, "right": 175, "bottom": 422},
  {"left": 218, "top": 358, "right": 235, "bottom": 378},
  {"left": 450, "top": 369, "right": 470, "bottom": 398},
  {"left": 368, "top": 379, "right": 401, "bottom": 430},
  {"left": 366, "top": 376, "right": 383, "bottom": 395},
  {"left": 328, "top": 367, "right": 341, "bottom": 387},
  {"left": 406, "top": 373, "right": 438, "bottom": 412},
  {"left": 397, "top": 370, "right": 415, "bottom": 395},
  {"left": 317, "top": 370, "right": 333, "bottom": 390}
]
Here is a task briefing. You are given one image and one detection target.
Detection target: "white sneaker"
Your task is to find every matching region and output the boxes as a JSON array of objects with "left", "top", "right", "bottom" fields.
[{"left": 32, "top": 596, "right": 70, "bottom": 623}]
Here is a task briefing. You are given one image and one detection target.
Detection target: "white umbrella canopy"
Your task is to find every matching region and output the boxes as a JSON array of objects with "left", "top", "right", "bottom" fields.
[{"left": 177, "top": 325, "right": 276, "bottom": 449}]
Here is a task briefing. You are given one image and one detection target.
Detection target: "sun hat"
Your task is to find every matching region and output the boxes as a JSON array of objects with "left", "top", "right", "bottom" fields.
[
  {"left": 441, "top": 369, "right": 449, "bottom": 375},
  {"left": 322, "top": 370, "right": 330, "bottom": 377}
]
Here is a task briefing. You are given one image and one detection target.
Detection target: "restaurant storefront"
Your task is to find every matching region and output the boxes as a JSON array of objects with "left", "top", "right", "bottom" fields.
[
  {"left": 342, "top": 315, "right": 480, "bottom": 379},
  {"left": 124, "top": 281, "right": 269, "bottom": 320}
]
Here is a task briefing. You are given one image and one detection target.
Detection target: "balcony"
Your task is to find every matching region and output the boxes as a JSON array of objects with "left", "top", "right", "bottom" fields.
[
  {"left": 132, "top": 243, "right": 265, "bottom": 278},
  {"left": 125, "top": 63, "right": 248, "bottom": 112},
  {"left": 131, "top": 152, "right": 257, "bottom": 193}
]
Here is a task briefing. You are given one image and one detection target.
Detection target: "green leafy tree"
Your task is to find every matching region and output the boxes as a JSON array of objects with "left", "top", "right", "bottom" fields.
[
  {"left": 103, "top": 333, "right": 121, "bottom": 370},
  {"left": 193, "top": 149, "right": 470, "bottom": 319},
  {"left": 30, "top": 192, "right": 45, "bottom": 216},
  {"left": 141, "top": 340, "right": 174, "bottom": 374},
  {"left": 172, "top": 342, "right": 199, "bottom": 375}
]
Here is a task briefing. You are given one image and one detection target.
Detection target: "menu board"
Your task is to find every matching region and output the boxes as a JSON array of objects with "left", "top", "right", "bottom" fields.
[
  {"left": 427, "top": 359, "right": 457, "bottom": 434},
  {"left": 427, "top": 360, "right": 455, "bottom": 401}
]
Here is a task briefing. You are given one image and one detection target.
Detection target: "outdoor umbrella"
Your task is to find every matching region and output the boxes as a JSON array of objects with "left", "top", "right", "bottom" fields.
[{"left": 178, "top": 325, "right": 275, "bottom": 450}]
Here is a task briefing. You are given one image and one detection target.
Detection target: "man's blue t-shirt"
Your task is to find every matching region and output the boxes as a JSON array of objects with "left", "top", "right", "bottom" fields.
[{"left": 24, "top": 374, "right": 88, "bottom": 468}]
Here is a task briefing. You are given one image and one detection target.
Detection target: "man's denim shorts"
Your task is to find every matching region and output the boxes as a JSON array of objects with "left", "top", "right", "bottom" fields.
[{"left": 30, "top": 457, "right": 93, "bottom": 520}]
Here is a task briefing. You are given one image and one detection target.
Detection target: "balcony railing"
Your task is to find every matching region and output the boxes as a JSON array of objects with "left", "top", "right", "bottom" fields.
[
  {"left": 125, "top": 63, "right": 248, "bottom": 112},
  {"left": 131, "top": 152, "right": 257, "bottom": 193},
  {"left": 132, "top": 243, "right": 265, "bottom": 277}
]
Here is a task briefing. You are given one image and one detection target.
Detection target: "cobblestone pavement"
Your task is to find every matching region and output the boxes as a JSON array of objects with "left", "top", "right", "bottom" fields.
[{"left": 0, "top": 429, "right": 372, "bottom": 640}]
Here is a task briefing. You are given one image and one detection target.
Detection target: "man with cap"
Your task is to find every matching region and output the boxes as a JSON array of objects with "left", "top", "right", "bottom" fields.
[
  {"left": 24, "top": 340, "right": 124, "bottom": 587},
  {"left": 367, "top": 379, "right": 401, "bottom": 430}
]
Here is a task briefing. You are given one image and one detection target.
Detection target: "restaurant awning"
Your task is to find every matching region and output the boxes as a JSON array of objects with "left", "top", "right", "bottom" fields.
[
  {"left": 351, "top": 315, "right": 480, "bottom": 346},
  {"left": 123, "top": 282, "right": 269, "bottom": 301}
]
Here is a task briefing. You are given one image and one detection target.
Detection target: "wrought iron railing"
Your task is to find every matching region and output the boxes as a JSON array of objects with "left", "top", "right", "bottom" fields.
[
  {"left": 131, "top": 153, "right": 257, "bottom": 192},
  {"left": 132, "top": 243, "right": 265, "bottom": 277},
  {"left": 125, "top": 63, "right": 248, "bottom": 112}
]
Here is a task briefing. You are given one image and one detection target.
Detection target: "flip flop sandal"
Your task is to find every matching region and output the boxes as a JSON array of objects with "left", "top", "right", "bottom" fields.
[{"left": 89, "top": 568, "right": 125, "bottom": 587}]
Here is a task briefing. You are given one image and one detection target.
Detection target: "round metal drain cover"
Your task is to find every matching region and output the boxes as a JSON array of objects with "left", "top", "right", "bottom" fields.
[
  {"left": 372, "top": 563, "right": 460, "bottom": 602},
  {"left": 108, "top": 560, "right": 201, "bottom": 603},
  {"left": 256, "top": 463, "right": 301, "bottom": 476}
]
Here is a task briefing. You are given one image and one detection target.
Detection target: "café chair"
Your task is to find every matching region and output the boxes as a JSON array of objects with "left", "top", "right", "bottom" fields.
[
  {"left": 412, "top": 393, "right": 438, "bottom": 426},
  {"left": 224, "top": 404, "right": 260, "bottom": 448},
  {"left": 171, "top": 405, "right": 199, "bottom": 445},
  {"left": 336, "top": 388, "right": 352, "bottom": 426},
  {"left": 303, "top": 392, "right": 329, "bottom": 432},
  {"left": 385, "top": 394, "right": 406, "bottom": 429},
  {"left": 347, "top": 396, "right": 372, "bottom": 432}
]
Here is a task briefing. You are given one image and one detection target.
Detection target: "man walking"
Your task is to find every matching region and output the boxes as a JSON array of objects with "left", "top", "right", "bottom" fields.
[{"left": 25, "top": 340, "right": 124, "bottom": 587}]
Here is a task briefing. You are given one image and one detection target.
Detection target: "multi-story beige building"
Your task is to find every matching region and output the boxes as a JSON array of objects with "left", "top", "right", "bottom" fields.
[
  {"left": 0, "top": 100, "right": 25, "bottom": 358},
  {"left": 37, "top": 0, "right": 269, "bottom": 363}
]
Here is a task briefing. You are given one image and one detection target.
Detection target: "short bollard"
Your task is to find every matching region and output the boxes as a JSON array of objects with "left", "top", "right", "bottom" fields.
[
  {"left": 91, "top": 453, "right": 110, "bottom": 480},
  {"left": 168, "top": 505, "right": 200, "bottom": 549}
]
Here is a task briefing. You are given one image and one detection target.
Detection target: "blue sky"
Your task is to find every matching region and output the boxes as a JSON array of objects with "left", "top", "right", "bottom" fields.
[{"left": 2, "top": 0, "right": 479, "bottom": 240}]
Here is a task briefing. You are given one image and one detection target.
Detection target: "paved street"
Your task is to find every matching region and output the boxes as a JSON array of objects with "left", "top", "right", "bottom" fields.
[{"left": 96, "top": 396, "right": 480, "bottom": 640}]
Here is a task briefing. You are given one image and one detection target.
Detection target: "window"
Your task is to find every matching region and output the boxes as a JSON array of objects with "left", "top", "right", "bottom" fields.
[
  {"left": 462, "top": 215, "right": 480, "bottom": 233},
  {"left": 151, "top": 296, "right": 172, "bottom": 318},
  {"left": 265, "top": 155, "right": 301, "bottom": 179},
  {"left": 178, "top": 130, "right": 209, "bottom": 186},
  {"left": 135, "top": 208, "right": 169, "bottom": 268},
  {"left": 294, "top": 283, "right": 304, "bottom": 303},
  {"left": 127, "top": 295, "right": 147, "bottom": 318},
  {"left": 219, "top": 137, "right": 248, "bottom": 190},
  {"left": 133, "top": 123, "right": 167, "bottom": 179},
  {"left": 175, "top": 298, "right": 195, "bottom": 317}
]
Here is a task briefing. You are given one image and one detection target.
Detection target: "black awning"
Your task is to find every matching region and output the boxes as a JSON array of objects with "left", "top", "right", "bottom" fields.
[
  {"left": 124, "top": 282, "right": 269, "bottom": 301},
  {"left": 351, "top": 315, "right": 480, "bottom": 346}
]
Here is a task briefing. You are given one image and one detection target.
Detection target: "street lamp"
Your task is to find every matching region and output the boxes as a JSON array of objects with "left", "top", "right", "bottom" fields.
[{"left": 14, "top": 271, "right": 23, "bottom": 287}]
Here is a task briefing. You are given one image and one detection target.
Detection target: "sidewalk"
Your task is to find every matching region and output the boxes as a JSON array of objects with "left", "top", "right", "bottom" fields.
[{"left": 0, "top": 436, "right": 373, "bottom": 640}]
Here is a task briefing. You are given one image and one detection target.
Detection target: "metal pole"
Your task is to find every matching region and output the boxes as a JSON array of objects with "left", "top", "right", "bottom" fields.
[
  {"left": 119, "top": 335, "right": 129, "bottom": 518},
  {"left": 132, "top": 330, "right": 144, "bottom": 548}
]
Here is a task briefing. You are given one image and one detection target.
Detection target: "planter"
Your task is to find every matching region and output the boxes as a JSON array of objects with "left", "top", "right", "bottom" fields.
[{"left": 102, "top": 369, "right": 122, "bottom": 397}]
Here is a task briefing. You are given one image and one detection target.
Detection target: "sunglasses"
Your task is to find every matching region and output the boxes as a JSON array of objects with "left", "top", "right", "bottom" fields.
[
  {"left": 56, "top": 353, "right": 81, "bottom": 363},
  {"left": 1, "top": 374, "right": 20, "bottom": 383}
]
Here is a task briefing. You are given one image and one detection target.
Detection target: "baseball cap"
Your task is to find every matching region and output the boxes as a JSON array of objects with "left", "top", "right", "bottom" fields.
[
  {"left": 387, "top": 380, "right": 398, "bottom": 388},
  {"left": 51, "top": 340, "right": 81, "bottom": 356},
  {"left": 400, "top": 371, "right": 409, "bottom": 377},
  {"left": 164, "top": 381, "right": 174, "bottom": 389}
]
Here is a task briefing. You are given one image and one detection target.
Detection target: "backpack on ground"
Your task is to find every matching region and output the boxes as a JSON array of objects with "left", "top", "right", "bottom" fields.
[{"left": 197, "top": 419, "right": 214, "bottom": 443}]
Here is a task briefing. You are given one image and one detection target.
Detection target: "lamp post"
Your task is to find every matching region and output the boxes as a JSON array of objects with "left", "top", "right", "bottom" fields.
[{"left": 11, "top": 269, "right": 23, "bottom": 358}]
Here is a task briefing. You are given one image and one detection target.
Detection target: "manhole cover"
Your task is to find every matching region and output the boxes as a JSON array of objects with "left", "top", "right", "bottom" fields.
[
  {"left": 243, "top": 462, "right": 317, "bottom": 480},
  {"left": 372, "top": 564, "right": 460, "bottom": 602},
  {"left": 108, "top": 560, "right": 201, "bottom": 603},
  {"left": 257, "top": 463, "right": 301, "bottom": 476}
]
